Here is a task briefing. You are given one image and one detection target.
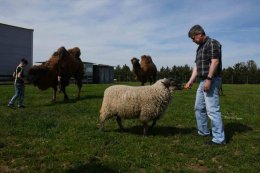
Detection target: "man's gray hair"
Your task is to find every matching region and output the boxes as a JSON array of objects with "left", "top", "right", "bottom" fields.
[{"left": 188, "top": 25, "right": 206, "bottom": 38}]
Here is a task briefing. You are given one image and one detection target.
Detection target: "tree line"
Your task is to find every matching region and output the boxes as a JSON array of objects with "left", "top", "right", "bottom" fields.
[{"left": 114, "top": 60, "right": 260, "bottom": 84}]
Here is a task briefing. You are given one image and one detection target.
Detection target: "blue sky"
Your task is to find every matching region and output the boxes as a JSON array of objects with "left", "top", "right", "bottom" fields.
[{"left": 1, "top": 0, "right": 260, "bottom": 68}]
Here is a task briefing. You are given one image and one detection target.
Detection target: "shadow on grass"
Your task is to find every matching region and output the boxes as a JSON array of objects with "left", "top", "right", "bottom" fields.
[
  {"left": 41, "top": 100, "right": 78, "bottom": 107},
  {"left": 66, "top": 157, "right": 118, "bottom": 173},
  {"left": 85, "top": 94, "right": 103, "bottom": 100},
  {"left": 114, "top": 125, "right": 196, "bottom": 137},
  {"left": 0, "top": 140, "right": 6, "bottom": 148},
  {"left": 225, "top": 122, "right": 253, "bottom": 143},
  {"left": 41, "top": 96, "right": 88, "bottom": 106},
  {"left": 40, "top": 95, "right": 103, "bottom": 107}
]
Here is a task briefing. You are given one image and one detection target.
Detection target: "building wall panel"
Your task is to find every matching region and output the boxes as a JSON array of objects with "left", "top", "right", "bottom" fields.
[{"left": 0, "top": 23, "right": 33, "bottom": 80}]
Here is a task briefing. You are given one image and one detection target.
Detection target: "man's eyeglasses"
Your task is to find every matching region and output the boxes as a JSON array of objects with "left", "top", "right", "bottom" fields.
[{"left": 191, "top": 33, "right": 201, "bottom": 40}]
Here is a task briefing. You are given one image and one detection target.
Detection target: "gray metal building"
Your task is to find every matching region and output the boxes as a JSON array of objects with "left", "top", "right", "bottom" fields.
[
  {"left": 83, "top": 62, "right": 94, "bottom": 83},
  {"left": 83, "top": 62, "right": 114, "bottom": 84},
  {"left": 93, "top": 64, "right": 114, "bottom": 84},
  {"left": 0, "top": 23, "right": 33, "bottom": 81}
]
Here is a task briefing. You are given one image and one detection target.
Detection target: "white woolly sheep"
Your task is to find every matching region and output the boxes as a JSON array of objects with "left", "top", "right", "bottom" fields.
[{"left": 99, "top": 78, "right": 176, "bottom": 136}]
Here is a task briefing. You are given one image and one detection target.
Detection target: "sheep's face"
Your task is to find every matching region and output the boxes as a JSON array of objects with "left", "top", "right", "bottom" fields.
[{"left": 161, "top": 78, "right": 180, "bottom": 91}]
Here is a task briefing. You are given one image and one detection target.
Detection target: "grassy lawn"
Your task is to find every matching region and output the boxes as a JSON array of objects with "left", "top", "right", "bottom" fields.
[{"left": 0, "top": 83, "right": 259, "bottom": 173}]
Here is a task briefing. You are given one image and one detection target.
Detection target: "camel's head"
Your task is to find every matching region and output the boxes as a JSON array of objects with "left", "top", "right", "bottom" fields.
[
  {"left": 131, "top": 57, "right": 140, "bottom": 67},
  {"left": 28, "top": 65, "right": 51, "bottom": 86}
]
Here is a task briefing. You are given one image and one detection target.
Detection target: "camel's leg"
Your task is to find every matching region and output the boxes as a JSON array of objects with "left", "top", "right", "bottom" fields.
[
  {"left": 52, "top": 86, "right": 57, "bottom": 102},
  {"left": 76, "top": 78, "right": 82, "bottom": 99},
  {"left": 60, "top": 85, "right": 68, "bottom": 100}
]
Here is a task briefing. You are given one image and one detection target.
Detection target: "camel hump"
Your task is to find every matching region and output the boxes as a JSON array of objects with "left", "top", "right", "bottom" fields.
[
  {"left": 68, "top": 47, "right": 81, "bottom": 61},
  {"left": 141, "top": 55, "right": 153, "bottom": 64}
]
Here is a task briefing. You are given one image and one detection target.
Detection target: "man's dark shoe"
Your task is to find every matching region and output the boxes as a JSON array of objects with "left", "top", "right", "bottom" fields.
[
  {"left": 199, "top": 134, "right": 211, "bottom": 137},
  {"left": 8, "top": 104, "right": 15, "bottom": 108},
  {"left": 18, "top": 105, "right": 26, "bottom": 108},
  {"left": 196, "top": 133, "right": 211, "bottom": 137},
  {"left": 205, "top": 141, "right": 225, "bottom": 146}
]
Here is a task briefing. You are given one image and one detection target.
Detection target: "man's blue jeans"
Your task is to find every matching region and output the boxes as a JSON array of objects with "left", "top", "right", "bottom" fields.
[
  {"left": 195, "top": 77, "right": 225, "bottom": 144},
  {"left": 9, "top": 83, "right": 25, "bottom": 107}
]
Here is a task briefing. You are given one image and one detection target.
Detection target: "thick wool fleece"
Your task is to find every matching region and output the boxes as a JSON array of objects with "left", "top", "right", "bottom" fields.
[{"left": 100, "top": 79, "right": 172, "bottom": 123}]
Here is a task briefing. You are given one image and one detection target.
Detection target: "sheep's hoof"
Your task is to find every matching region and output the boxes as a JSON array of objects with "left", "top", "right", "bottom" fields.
[
  {"left": 143, "top": 133, "right": 148, "bottom": 137},
  {"left": 64, "top": 95, "right": 69, "bottom": 100},
  {"left": 99, "top": 125, "right": 104, "bottom": 132},
  {"left": 119, "top": 128, "right": 125, "bottom": 132},
  {"left": 99, "top": 128, "right": 104, "bottom": 132}
]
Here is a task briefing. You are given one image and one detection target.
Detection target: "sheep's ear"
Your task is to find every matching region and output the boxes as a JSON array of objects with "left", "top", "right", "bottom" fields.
[{"left": 161, "top": 79, "right": 170, "bottom": 88}]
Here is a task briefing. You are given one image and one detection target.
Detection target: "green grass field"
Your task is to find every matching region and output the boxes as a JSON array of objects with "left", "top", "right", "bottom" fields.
[{"left": 0, "top": 83, "right": 259, "bottom": 173}]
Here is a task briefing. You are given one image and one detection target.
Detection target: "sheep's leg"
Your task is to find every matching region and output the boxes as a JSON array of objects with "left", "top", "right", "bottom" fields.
[
  {"left": 99, "top": 115, "right": 106, "bottom": 131},
  {"left": 151, "top": 119, "right": 157, "bottom": 129},
  {"left": 143, "top": 122, "right": 148, "bottom": 136},
  {"left": 99, "top": 121, "right": 105, "bottom": 131},
  {"left": 116, "top": 116, "right": 125, "bottom": 131}
]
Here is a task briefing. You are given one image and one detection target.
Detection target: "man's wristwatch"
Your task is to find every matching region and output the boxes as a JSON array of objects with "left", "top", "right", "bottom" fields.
[{"left": 206, "top": 76, "right": 212, "bottom": 80}]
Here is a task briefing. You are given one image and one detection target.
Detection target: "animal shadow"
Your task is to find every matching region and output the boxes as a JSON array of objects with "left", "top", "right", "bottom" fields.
[
  {"left": 85, "top": 94, "right": 104, "bottom": 100},
  {"left": 42, "top": 99, "right": 77, "bottom": 106},
  {"left": 66, "top": 157, "right": 119, "bottom": 173},
  {"left": 119, "top": 125, "right": 195, "bottom": 137},
  {"left": 42, "top": 95, "right": 89, "bottom": 107},
  {"left": 225, "top": 122, "right": 253, "bottom": 143}
]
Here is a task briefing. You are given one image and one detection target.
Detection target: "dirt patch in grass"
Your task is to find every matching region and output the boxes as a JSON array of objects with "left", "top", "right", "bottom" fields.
[
  {"left": 0, "top": 165, "right": 14, "bottom": 173},
  {"left": 188, "top": 163, "right": 208, "bottom": 173}
]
